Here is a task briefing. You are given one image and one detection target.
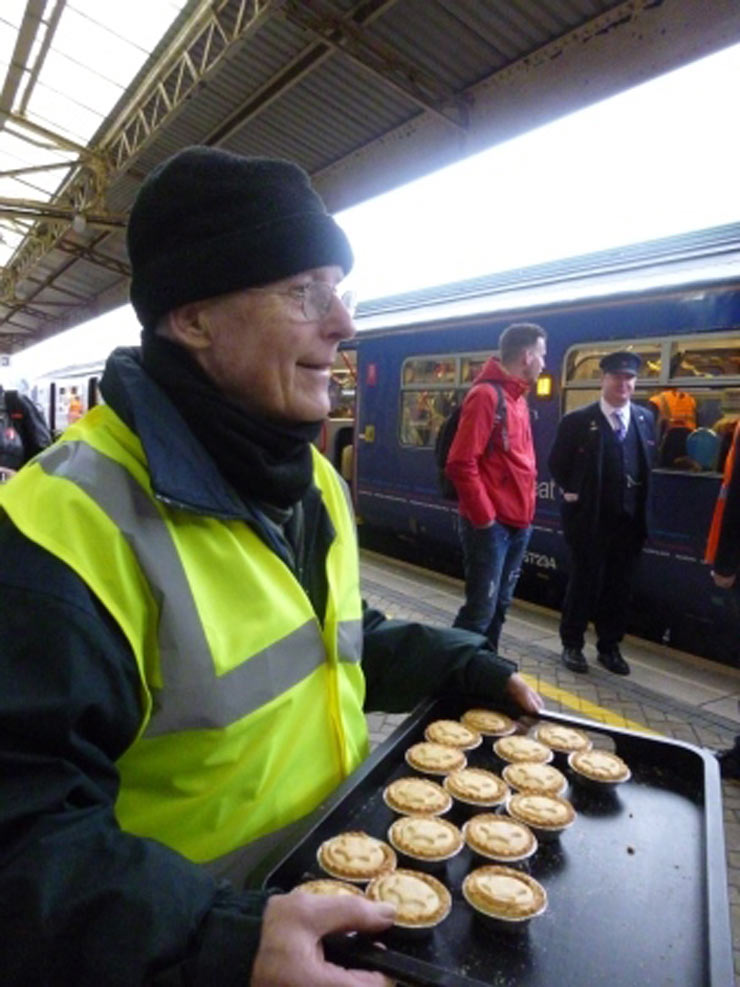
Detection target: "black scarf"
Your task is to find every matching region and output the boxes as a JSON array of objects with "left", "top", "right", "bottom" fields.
[{"left": 141, "top": 334, "right": 321, "bottom": 509}]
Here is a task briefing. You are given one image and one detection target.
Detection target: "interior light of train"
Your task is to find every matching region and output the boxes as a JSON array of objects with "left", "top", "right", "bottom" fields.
[{"left": 535, "top": 374, "right": 553, "bottom": 399}]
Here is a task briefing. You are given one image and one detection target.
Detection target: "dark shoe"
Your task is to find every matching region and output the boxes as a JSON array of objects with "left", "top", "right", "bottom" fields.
[
  {"left": 716, "top": 749, "right": 740, "bottom": 781},
  {"left": 561, "top": 646, "right": 588, "bottom": 673},
  {"left": 597, "top": 646, "right": 630, "bottom": 676},
  {"left": 716, "top": 738, "right": 740, "bottom": 780}
]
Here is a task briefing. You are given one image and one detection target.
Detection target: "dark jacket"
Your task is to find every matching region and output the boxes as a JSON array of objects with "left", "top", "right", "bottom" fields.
[
  {"left": 548, "top": 401, "right": 655, "bottom": 548},
  {"left": 0, "top": 388, "right": 51, "bottom": 469},
  {"left": 0, "top": 347, "right": 515, "bottom": 987}
]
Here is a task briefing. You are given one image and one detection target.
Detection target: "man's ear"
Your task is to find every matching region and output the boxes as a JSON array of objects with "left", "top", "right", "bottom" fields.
[{"left": 165, "top": 302, "right": 213, "bottom": 351}]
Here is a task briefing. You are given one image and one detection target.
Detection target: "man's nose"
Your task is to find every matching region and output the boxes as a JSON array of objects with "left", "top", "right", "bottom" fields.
[{"left": 325, "top": 295, "right": 356, "bottom": 339}]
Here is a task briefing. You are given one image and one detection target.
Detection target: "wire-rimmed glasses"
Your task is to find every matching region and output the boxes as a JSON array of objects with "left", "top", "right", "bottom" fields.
[{"left": 249, "top": 282, "right": 357, "bottom": 321}]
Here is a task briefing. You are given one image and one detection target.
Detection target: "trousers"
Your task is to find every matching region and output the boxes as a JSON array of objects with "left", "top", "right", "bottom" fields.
[
  {"left": 560, "top": 514, "right": 643, "bottom": 652},
  {"left": 453, "top": 517, "right": 531, "bottom": 651}
]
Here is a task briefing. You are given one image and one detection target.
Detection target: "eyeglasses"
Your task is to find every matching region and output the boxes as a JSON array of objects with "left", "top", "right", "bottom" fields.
[{"left": 249, "top": 282, "right": 357, "bottom": 322}]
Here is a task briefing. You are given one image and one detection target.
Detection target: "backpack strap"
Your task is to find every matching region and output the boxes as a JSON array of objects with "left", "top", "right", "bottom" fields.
[{"left": 478, "top": 380, "right": 509, "bottom": 454}]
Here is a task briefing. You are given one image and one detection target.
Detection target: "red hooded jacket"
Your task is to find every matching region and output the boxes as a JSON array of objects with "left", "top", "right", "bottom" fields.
[{"left": 445, "top": 357, "right": 536, "bottom": 528}]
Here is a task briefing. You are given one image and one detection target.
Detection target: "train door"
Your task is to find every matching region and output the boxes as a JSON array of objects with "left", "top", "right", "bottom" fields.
[{"left": 315, "top": 345, "right": 357, "bottom": 484}]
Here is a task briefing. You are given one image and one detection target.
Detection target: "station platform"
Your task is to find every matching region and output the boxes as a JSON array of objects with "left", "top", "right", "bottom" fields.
[{"left": 360, "top": 548, "right": 740, "bottom": 981}]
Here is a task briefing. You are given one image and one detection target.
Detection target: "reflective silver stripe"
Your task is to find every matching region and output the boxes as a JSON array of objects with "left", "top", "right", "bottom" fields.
[
  {"left": 38, "top": 442, "right": 339, "bottom": 735},
  {"left": 338, "top": 618, "right": 362, "bottom": 662},
  {"left": 200, "top": 815, "right": 308, "bottom": 886}
]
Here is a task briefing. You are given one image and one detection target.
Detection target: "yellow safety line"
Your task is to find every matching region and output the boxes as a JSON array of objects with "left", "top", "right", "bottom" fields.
[{"left": 520, "top": 673, "right": 661, "bottom": 736}]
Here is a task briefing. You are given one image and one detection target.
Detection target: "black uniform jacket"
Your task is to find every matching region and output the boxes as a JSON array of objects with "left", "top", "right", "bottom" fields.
[
  {"left": 0, "top": 346, "right": 516, "bottom": 987},
  {"left": 547, "top": 401, "right": 655, "bottom": 549}
]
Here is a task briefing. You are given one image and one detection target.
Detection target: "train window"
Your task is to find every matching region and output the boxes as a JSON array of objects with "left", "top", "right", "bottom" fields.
[
  {"left": 461, "top": 355, "right": 491, "bottom": 383},
  {"left": 400, "top": 389, "right": 457, "bottom": 447},
  {"left": 402, "top": 358, "right": 456, "bottom": 386},
  {"left": 668, "top": 336, "right": 740, "bottom": 379},
  {"left": 565, "top": 345, "right": 661, "bottom": 382}
]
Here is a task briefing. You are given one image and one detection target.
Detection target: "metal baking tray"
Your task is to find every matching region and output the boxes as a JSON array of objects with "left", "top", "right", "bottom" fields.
[{"left": 248, "top": 696, "right": 733, "bottom": 986}]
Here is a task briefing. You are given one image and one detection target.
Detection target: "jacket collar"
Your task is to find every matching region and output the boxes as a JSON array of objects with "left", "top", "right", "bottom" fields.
[
  {"left": 478, "top": 357, "right": 530, "bottom": 399},
  {"left": 100, "top": 346, "right": 252, "bottom": 522}
]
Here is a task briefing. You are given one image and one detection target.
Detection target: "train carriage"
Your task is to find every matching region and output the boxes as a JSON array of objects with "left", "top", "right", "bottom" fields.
[{"left": 351, "top": 225, "right": 740, "bottom": 664}]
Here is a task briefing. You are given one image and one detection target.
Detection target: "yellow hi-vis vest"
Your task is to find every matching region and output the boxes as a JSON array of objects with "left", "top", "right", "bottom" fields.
[{"left": 1, "top": 405, "right": 368, "bottom": 867}]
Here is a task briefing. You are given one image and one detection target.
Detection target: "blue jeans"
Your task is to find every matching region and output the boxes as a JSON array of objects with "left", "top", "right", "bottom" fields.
[{"left": 453, "top": 518, "right": 531, "bottom": 651}]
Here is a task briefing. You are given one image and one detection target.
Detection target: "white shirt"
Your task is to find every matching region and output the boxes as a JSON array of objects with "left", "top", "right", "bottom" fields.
[{"left": 600, "top": 396, "right": 631, "bottom": 435}]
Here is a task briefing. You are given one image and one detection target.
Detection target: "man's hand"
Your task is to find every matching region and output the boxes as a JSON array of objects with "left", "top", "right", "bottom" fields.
[
  {"left": 251, "top": 892, "right": 396, "bottom": 987},
  {"left": 711, "top": 570, "right": 736, "bottom": 589},
  {"left": 504, "top": 672, "right": 544, "bottom": 715}
]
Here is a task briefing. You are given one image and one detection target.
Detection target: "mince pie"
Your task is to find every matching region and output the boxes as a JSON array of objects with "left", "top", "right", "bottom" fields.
[
  {"left": 383, "top": 776, "right": 452, "bottom": 816},
  {"left": 443, "top": 767, "right": 508, "bottom": 807},
  {"left": 405, "top": 742, "right": 467, "bottom": 775},
  {"left": 462, "top": 812, "right": 537, "bottom": 862},
  {"left": 494, "top": 735, "right": 552, "bottom": 765},
  {"left": 461, "top": 708, "right": 516, "bottom": 737},
  {"left": 365, "top": 868, "right": 452, "bottom": 929},
  {"left": 424, "top": 719, "right": 482, "bottom": 750},
  {"left": 502, "top": 760, "right": 568, "bottom": 796},
  {"left": 317, "top": 831, "right": 397, "bottom": 882}
]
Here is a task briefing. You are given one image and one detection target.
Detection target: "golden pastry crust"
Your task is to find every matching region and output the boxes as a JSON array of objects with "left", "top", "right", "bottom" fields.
[
  {"left": 569, "top": 749, "right": 631, "bottom": 783},
  {"left": 462, "top": 812, "right": 537, "bottom": 861},
  {"left": 388, "top": 815, "right": 463, "bottom": 861},
  {"left": 292, "top": 878, "right": 364, "bottom": 897},
  {"left": 383, "top": 776, "right": 452, "bottom": 816},
  {"left": 463, "top": 865, "right": 547, "bottom": 920},
  {"left": 493, "top": 735, "right": 552, "bottom": 764},
  {"left": 461, "top": 708, "right": 516, "bottom": 736},
  {"left": 534, "top": 722, "right": 592, "bottom": 754},
  {"left": 317, "top": 831, "right": 397, "bottom": 882},
  {"left": 366, "top": 868, "right": 452, "bottom": 927},
  {"left": 424, "top": 719, "right": 482, "bottom": 750},
  {"left": 502, "top": 761, "right": 567, "bottom": 796},
  {"left": 405, "top": 742, "right": 467, "bottom": 775},
  {"left": 507, "top": 793, "right": 575, "bottom": 830},
  {"left": 443, "top": 767, "right": 508, "bottom": 806}
]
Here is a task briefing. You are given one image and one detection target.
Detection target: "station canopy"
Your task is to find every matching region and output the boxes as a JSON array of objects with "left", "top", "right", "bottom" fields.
[{"left": 1, "top": 0, "right": 739, "bottom": 354}]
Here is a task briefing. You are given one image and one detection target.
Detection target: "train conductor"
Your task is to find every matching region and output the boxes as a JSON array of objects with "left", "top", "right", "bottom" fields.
[{"left": 548, "top": 351, "right": 655, "bottom": 675}]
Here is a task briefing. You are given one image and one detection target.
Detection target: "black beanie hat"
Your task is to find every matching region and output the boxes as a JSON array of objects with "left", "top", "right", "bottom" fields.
[{"left": 127, "top": 146, "right": 354, "bottom": 330}]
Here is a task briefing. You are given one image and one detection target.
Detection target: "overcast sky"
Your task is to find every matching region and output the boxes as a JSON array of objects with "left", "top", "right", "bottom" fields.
[{"left": 7, "top": 39, "right": 740, "bottom": 387}]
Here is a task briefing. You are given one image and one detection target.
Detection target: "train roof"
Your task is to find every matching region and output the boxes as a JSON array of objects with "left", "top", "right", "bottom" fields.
[
  {"left": 354, "top": 222, "right": 740, "bottom": 332},
  {"left": 2, "top": 3, "right": 740, "bottom": 352}
]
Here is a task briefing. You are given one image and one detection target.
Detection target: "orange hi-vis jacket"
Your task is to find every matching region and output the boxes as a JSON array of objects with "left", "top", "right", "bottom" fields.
[
  {"left": 705, "top": 420, "right": 740, "bottom": 565},
  {"left": 650, "top": 389, "right": 697, "bottom": 430}
]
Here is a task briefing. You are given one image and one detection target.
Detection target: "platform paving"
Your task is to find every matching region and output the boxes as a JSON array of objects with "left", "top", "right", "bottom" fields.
[{"left": 360, "top": 549, "right": 740, "bottom": 982}]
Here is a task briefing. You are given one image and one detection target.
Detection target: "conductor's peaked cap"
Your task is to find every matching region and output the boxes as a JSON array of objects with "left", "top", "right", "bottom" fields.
[
  {"left": 599, "top": 351, "right": 641, "bottom": 376},
  {"left": 127, "top": 146, "right": 354, "bottom": 330}
]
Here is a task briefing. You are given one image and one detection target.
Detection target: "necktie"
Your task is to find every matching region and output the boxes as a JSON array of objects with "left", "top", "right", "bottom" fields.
[{"left": 612, "top": 411, "right": 626, "bottom": 442}]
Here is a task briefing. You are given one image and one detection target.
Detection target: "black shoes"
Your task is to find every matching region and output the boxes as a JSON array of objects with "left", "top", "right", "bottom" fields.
[
  {"left": 716, "top": 739, "right": 740, "bottom": 781},
  {"left": 597, "top": 646, "right": 631, "bottom": 676},
  {"left": 561, "top": 645, "right": 631, "bottom": 675},
  {"left": 561, "top": 646, "right": 588, "bottom": 673}
]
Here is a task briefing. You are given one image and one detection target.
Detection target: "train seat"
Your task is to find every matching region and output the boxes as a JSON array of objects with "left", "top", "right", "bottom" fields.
[{"left": 686, "top": 428, "right": 720, "bottom": 471}]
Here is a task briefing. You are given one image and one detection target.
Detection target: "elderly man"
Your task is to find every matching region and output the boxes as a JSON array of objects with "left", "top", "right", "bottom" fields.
[
  {"left": 0, "top": 147, "right": 541, "bottom": 986},
  {"left": 548, "top": 351, "right": 655, "bottom": 676}
]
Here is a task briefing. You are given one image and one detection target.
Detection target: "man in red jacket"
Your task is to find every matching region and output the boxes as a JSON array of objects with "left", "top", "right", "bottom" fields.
[{"left": 445, "top": 322, "right": 547, "bottom": 650}]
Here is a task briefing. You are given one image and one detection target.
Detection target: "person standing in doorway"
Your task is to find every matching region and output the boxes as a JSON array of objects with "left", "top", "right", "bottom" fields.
[
  {"left": 705, "top": 419, "right": 740, "bottom": 778},
  {"left": 548, "top": 351, "right": 655, "bottom": 676},
  {"left": 445, "top": 322, "right": 547, "bottom": 651}
]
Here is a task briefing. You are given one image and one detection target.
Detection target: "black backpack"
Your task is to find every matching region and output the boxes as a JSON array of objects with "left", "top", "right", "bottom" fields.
[{"left": 434, "top": 380, "right": 508, "bottom": 501}]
